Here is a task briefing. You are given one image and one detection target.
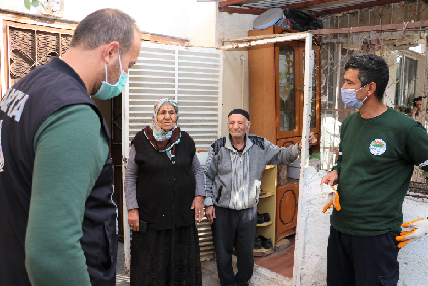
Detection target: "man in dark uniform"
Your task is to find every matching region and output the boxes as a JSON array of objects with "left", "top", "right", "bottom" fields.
[{"left": 0, "top": 9, "right": 140, "bottom": 286}]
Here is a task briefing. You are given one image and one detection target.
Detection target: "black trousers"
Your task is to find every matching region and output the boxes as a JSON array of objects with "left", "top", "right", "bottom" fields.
[
  {"left": 211, "top": 206, "right": 257, "bottom": 286},
  {"left": 327, "top": 226, "right": 400, "bottom": 286}
]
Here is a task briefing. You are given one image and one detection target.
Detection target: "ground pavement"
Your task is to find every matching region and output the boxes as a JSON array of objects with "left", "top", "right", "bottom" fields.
[{"left": 115, "top": 242, "right": 291, "bottom": 286}]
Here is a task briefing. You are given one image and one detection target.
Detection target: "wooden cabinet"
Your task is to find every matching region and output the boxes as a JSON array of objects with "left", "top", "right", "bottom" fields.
[
  {"left": 276, "top": 179, "right": 299, "bottom": 241},
  {"left": 254, "top": 165, "right": 277, "bottom": 256},
  {"left": 249, "top": 26, "right": 321, "bottom": 241},
  {"left": 249, "top": 25, "right": 321, "bottom": 142}
]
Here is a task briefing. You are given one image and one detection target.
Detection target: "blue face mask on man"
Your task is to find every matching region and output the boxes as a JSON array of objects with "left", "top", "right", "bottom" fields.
[
  {"left": 341, "top": 85, "right": 368, "bottom": 109},
  {"left": 93, "top": 51, "right": 128, "bottom": 100}
]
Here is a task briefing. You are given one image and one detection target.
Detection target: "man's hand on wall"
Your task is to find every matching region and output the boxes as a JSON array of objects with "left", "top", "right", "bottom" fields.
[
  {"left": 298, "top": 132, "right": 318, "bottom": 150},
  {"left": 205, "top": 206, "right": 216, "bottom": 224},
  {"left": 396, "top": 218, "right": 428, "bottom": 248}
]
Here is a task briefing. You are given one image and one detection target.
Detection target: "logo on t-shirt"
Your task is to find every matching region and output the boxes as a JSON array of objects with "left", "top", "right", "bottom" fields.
[{"left": 370, "top": 139, "right": 387, "bottom": 155}]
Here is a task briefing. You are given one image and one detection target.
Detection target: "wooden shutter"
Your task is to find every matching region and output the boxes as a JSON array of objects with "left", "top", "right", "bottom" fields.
[{"left": 5, "top": 22, "right": 73, "bottom": 89}]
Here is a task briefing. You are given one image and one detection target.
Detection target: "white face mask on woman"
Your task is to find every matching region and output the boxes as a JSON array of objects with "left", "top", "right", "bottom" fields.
[{"left": 341, "top": 85, "right": 367, "bottom": 109}]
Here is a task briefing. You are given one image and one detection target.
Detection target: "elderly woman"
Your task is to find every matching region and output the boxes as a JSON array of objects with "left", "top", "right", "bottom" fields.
[{"left": 124, "top": 98, "right": 204, "bottom": 286}]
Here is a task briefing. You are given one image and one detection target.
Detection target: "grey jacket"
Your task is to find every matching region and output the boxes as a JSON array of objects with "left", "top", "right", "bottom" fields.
[{"left": 204, "top": 134, "right": 300, "bottom": 210}]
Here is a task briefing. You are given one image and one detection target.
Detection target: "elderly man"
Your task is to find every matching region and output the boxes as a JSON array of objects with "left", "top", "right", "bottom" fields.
[
  {"left": 321, "top": 54, "right": 428, "bottom": 286},
  {"left": 0, "top": 9, "right": 140, "bottom": 286},
  {"left": 204, "top": 109, "right": 316, "bottom": 286}
]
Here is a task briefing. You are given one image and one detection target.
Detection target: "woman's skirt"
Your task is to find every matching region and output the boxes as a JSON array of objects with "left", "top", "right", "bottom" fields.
[{"left": 130, "top": 223, "right": 202, "bottom": 286}]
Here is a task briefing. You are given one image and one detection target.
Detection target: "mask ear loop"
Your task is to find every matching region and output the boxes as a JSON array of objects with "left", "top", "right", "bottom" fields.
[
  {"left": 356, "top": 83, "right": 368, "bottom": 92},
  {"left": 356, "top": 84, "right": 370, "bottom": 102},
  {"left": 104, "top": 50, "right": 122, "bottom": 83},
  {"left": 104, "top": 62, "right": 108, "bottom": 82},
  {"left": 118, "top": 51, "right": 123, "bottom": 71}
]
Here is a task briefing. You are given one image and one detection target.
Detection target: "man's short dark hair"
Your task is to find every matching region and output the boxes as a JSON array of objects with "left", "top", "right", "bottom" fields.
[
  {"left": 344, "top": 54, "right": 389, "bottom": 101},
  {"left": 70, "top": 8, "right": 139, "bottom": 56}
]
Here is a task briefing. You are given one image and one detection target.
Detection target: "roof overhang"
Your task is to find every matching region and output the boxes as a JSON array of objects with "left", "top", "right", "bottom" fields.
[{"left": 217, "top": 0, "right": 428, "bottom": 17}]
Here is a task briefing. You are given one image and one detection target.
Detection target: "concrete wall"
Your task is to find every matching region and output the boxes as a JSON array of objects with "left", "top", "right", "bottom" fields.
[
  {"left": 384, "top": 51, "right": 398, "bottom": 107},
  {"left": 0, "top": 0, "right": 217, "bottom": 47},
  {"left": 0, "top": 0, "right": 247, "bottom": 138},
  {"left": 216, "top": 11, "right": 258, "bottom": 136},
  {"left": 296, "top": 166, "right": 428, "bottom": 285}
]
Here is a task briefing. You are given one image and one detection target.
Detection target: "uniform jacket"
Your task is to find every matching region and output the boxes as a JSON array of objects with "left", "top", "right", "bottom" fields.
[{"left": 0, "top": 57, "right": 117, "bottom": 286}]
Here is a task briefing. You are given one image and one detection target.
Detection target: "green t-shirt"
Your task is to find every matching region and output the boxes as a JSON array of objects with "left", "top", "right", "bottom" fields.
[
  {"left": 25, "top": 104, "right": 108, "bottom": 286},
  {"left": 331, "top": 107, "right": 428, "bottom": 236}
]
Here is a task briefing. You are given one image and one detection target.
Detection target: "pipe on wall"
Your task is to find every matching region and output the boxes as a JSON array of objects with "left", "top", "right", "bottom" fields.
[{"left": 240, "top": 55, "right": 245, "bottom": 109}]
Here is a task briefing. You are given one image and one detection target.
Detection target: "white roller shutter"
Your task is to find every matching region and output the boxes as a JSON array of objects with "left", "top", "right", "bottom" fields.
[
  {"left": 125, "top": 42, "right": 222, "bottom": 151},
  {"left": 122, "top": 42, "right": 222, "bottom": 271}
]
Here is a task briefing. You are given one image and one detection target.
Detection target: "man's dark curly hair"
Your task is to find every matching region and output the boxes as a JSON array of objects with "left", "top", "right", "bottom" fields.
[
  {"left": 344, "top": 54, "right": 389, "bottom": 101},
  {"left": 413, "top": 96, "right": 423, "bottom": 106}
]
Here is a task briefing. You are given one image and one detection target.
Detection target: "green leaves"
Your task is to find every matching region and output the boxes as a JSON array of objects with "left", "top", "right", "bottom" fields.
[
  {"left": 24, "top": 0, "right": 40, "bottom": 10},
  {"left": 24, "top": 0, "right": 31, "bottom": 9}
]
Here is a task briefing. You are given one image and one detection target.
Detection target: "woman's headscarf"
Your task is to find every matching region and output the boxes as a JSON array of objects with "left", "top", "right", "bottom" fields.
[
  {"left": 150, "top": 98, "right": 179, "bottom": 142},
  {"left": 143, "top": 98, "right": 181, "bottom": 156}
]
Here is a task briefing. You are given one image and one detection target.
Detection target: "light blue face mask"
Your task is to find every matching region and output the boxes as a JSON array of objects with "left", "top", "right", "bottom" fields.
[
  {"left": 341, "top": 85, "right": 367, "bottom": 109},
  {"left": 93, "top": 52, "right": 128, "bottom": 100}
]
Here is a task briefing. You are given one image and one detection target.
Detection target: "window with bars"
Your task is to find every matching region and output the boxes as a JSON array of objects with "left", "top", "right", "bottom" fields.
[
  {"left": 125, "top": 42, "right": 222, "bottom": 151},
  {"left": 7, "top": 24, "right": 73, "bottom": 88}
]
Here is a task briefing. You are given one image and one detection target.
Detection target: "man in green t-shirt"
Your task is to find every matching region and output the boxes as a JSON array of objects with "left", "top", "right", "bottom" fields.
[{"left": 321, "top": 54, "right": 428, "bottom": 286}]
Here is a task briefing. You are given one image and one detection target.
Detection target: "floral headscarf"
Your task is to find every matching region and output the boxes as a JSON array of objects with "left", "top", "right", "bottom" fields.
[{"left": 150, "top": 98, "right": 179, "bottom": 142}]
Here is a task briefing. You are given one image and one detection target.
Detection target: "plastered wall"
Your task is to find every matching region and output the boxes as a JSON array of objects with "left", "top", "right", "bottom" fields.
[
  {"left": 0, "top": 0, "right": 217, "bottom": 47},
  {"left": 0, "top": 0, "right": 249, "bottom": 140},
  {"left": 297, "top": 166, "right": 428, "bottom": 285},
  {"left": 216, "top": 11, "right": 258, "bottom": 136}
]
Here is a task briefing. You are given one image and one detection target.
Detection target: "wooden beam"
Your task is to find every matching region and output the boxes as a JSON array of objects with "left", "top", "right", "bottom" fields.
[
  {"left": 218, "top": 6, "right": 267, "bottom": 14},
  {"left": 3, "top": 20, "right": 74, "bottom": 34},
  {"left": 279, "top": 0, "right": 343, "bottom": 10},
  {"left": 140, "top": 33, "right": 189, "bottom": 45},
  {"left": 221, "top": 32, "right": 309, "bottom": 50},
  {"left": 309, "top": 20, "right": 428, "bottom": 35},
  {"left": 314, "top": 0, "right": 406, "bottom": 16},
  {"left": 0, "top": 8, "right": 77, "bottom": 30},
  {"left": 218, "top": 0, "right": 250, "bottom": 6},
  {"left": 223, "top": 33, "right": 288, "bottom": 43}
]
